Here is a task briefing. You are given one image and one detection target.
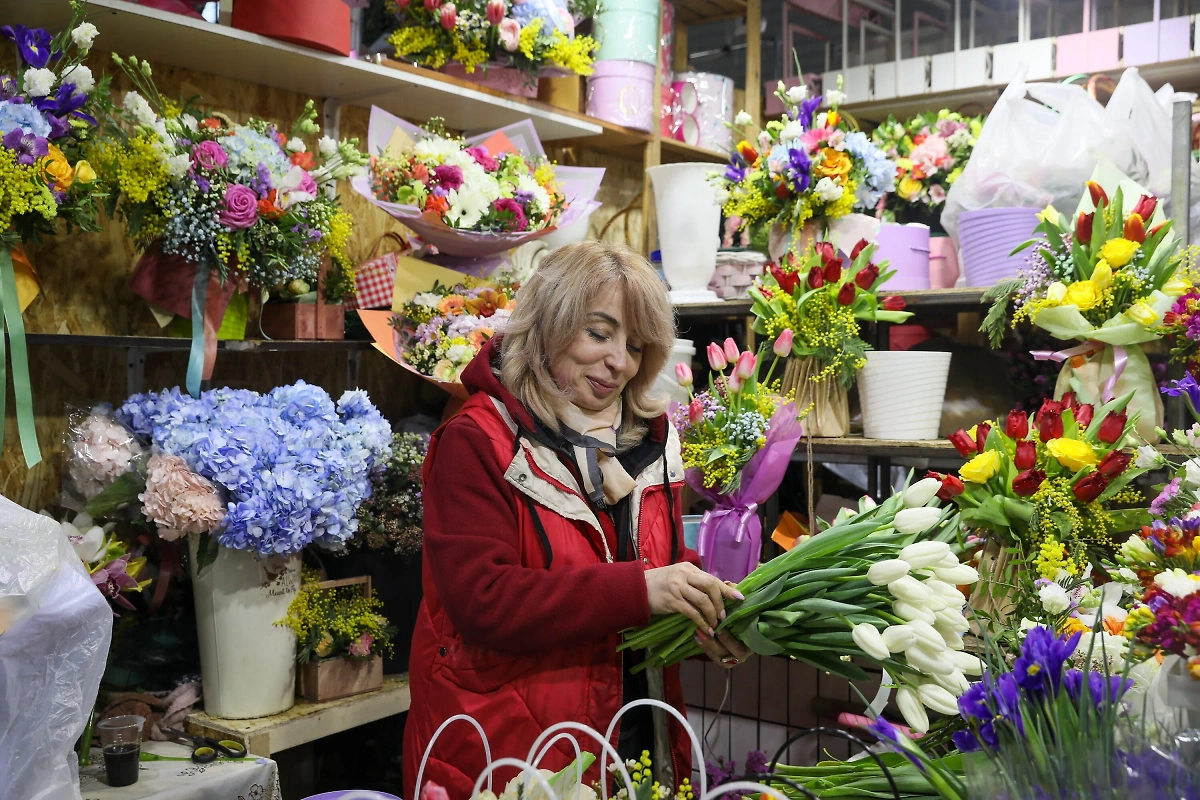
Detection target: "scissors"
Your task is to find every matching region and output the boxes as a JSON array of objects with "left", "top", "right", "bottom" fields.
[{"left": 162, "top": 728, "right": 249, "bottom": 763}]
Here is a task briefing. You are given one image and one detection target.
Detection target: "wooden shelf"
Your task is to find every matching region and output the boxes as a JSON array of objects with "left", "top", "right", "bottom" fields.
[
  {"left": 674, "top": 288, "right": 987, "bottom": 321},
  {"left": 7, "top": 0, "right": 602, "bottom": 142},
  {"left": 24, "top": 333, "right": 374, "bottom": 352},
  {"left": 186, "top": 674, "right": 410, "bottom": 756},
  {"left": 660, "top": 137, "right": 730, "bottom": 164},
  {"left": 792, "top": 436, "right": 962, "bottom": 462},
  {"left": 674, "top": 0, "right": 748, "bottom": 26}
]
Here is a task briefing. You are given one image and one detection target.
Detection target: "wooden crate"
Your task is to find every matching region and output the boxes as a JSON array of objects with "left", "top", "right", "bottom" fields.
[{"left": 296, "top": 576, "right": 380, "bottom": 703}]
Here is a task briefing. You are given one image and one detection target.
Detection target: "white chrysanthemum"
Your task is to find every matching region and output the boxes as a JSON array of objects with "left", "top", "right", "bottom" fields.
[
  {"left": 72, "top": 22, "right": 99, "bottom": 51},
  {"left": 813, "top": 177, "right": 844, "bottom": 202},
  {"left": 318, "top": 136, "right": 338, "bottom": 156},
  {"left": 124, "top": 90, "right": 158, "bottom": 127},
  {"left": 414, "top": 135, "right": 462, "bottom": 162},
  {"left": 22, "top": 67, "right": 56, "bottom": 97},
  {"left": 62, "top": 64, "right": 95, "bottom": 94}
]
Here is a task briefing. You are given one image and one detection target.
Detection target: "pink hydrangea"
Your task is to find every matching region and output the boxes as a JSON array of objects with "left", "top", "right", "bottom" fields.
[
  {"left": 139, "top": 453, "right": 226, "bottom": 540},
  {"left": 67, "top": 411, "right": 144, "bottom": 502},
  {"left": 910, "top": 134, "right": 951, "bottom": 173}
]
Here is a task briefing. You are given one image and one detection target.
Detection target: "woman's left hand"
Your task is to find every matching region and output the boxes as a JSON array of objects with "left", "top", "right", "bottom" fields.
[{"left": 694, "top": 628, "right": 752, "bottom": 668}]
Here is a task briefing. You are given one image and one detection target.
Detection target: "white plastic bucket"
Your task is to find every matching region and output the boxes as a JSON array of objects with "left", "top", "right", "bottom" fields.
[
  {"left": 646, "top": 163, "right": 720, "bottom": 303},
  {"left": 189, "top": 539, "right": 300, "bottom": 719},
  {"left": 859, "top": 351, "right": 952, "bottom": 440},
  {"left": 654, "top": 338, "right": 696, "bottom": 405}
]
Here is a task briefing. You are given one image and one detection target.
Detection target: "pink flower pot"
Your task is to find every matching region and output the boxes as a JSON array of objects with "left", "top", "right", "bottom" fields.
[
  {"left": 929, "top": 235, "right": 960, "bottom": 289},
  {"left": 441, "top": 63, "right": 538, "bottom": 98}
]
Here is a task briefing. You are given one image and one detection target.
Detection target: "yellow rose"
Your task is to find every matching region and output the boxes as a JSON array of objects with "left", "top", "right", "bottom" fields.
[
  {"left": 39, "top": 143, "right": 74, "bottom": 190},
  {"left": 1036, "top": 205, "right": 1061, "bottom": 226},
  {"left": 73, "top": 159, "right": 97, "bottom": 184},
  {"left": 1046, "top": 438, "right": 1098, "bottom": 471},
  {"left": 1126, "top": 300, "right": 1159, "bottom": 326},
  {"left": 1090, "top": 260, "right": 1112, "bottom": 290},
  {"left": 960, "top": 450, "right": 1002, "bottom": 484},
  {"left": 897, "top": 176, "right": 924, "bottom": 201},
  {"left": 813, "top": 147, "right": 852, "bottom": 181},
  {"left": 1163, "top": 277, "right": 1191, "bottom": 297},
  {"left": 1098, "top": 238, "right": 1140, "bottom": 268},
  {"left": 1046, "top": 281, "right": 1068, "bottom": 305},
  {"left": 1062, "top": 280, "right": 1100, "bottom": 311}
]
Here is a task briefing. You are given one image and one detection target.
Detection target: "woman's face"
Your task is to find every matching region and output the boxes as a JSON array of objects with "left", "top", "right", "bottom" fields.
[{"left": 551, "top": 286, "right": 644, "bottom": 413}]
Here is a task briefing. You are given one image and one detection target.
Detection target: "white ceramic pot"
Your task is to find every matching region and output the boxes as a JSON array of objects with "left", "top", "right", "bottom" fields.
[
  {"left": 859, "top": 351, "right": 952, "bottom": 440},
  {"left": 646, "top": 163, "right": 719, "bottom": 303},
  {"left": 652, "top": 338, "right": 695, "bottom": 405},
  {"left": 189, "top": 537, "right": 301, "bottom": 719},
  {"left": 538, "top": 205, "right": 598, "bottom": 251}
]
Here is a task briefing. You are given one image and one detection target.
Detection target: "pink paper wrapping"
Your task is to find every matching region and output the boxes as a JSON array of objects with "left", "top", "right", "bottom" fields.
[{"left": 684, "top": 402, "right": 804, "bottom": 583}]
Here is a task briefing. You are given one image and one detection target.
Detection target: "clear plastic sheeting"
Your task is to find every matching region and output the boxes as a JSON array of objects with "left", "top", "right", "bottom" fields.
[
  {"left": 0, "top": 495, "right": 112, "bottom": 800},
  {"left": 670, "top": 72, "right": 734, "bottom": 155}
]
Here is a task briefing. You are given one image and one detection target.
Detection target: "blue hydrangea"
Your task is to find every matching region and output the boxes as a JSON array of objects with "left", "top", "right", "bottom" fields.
[
  {"left": 116, "top": 381, "right": 393, "bottom": 556},
  {"left": 842, "top": 131, "right": 895, "bottom": 211},
  {"left": 222, "top": 125, "right": 291, "bottom": 184},
  {"left": 0, "top": 100, "right": 51, "bottom": 138}
]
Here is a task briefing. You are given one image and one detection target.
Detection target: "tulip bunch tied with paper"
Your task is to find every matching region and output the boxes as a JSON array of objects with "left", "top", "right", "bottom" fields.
[
  {"left": 981, "top": 177, "right": 1184, "bottom": 442},
  {"left": 669, "top": 333, "right": 804, "bottom": 582},
  {"left": 622, "top": 474, "right": 986, "bottom": 732}
]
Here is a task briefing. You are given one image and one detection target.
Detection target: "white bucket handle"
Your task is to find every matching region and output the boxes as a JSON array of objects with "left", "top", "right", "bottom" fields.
[
  {"left": 525, "top": 722, "right": 636, "bottom": 800},
  {"left": 416, "top": 714, "right": 493, "bottom": 797},
  {"left": 600, "top": 699, "right": 707, "bottom": 800},
  {"left": 471, "top": 758, "right": 560, "bottom": 800},
  {"left": 532, "top": 732, "right": 585, "bottom": 789}
]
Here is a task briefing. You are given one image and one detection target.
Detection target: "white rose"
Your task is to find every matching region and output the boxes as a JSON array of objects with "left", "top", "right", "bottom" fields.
[
  {"left": 286, "top": 137, "right": 306, "bottom": 153},
  {"left": 62, "top": 64, "right": 95, "bottom": 94},
  {"left": 1038, "top": 582, "right": 1071, "bottom": 614},
  {"left": 1134, "top": 445, "right": 1163, "bottom": 469},
  {"left": 813, "top": 176, "right": 844, "bottom": 202},
  {"left": 786, "top": 84, "right": 809, "bottom": 104},
  {"left": 72, "top": 22, "right": 99, "bottom": 52},
  {"left": 22, "top": 67, "right": 56, "bottom": 97},
  {"left": 165, "top": 153, "right": 191, "bottom": 178},
  {"left": 318, "top": 136, "right": 338, "bottom": 156},
  {"left": 824, "top": 88, "right": 847, "bottom": 106},
  {"left": 734, "top": 110, "right": 753, "bottom": 126}
]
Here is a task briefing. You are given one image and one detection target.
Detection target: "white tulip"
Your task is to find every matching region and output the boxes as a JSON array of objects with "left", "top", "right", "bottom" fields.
[
  {"left": 861, "top": 494, "right": 877, "bottom": 510},
  {"left": 888, "top": 575, "right": 934, "bottom": 606},
  {"left": 894, "top": 507, "right": 942, "bottom": 535},
  {"left": 931, "top": 668, "right": 971, "bottom": 695},
  {"left": 933, "top": 564, "right": 980, "bottom": 585},
  {"left": 868, "top": 558, "right": 911, "bottom": 586},
  {"left": 852, "top": 623, "right": 891, "bottom": 661},
  {"left": 906, "top": 642, "right": 954, "bottom": 675},
  {"left": 896, "top": 686, "right": 929, "bottom": 733},
  {"left": 949, "top": 651, "right": 984, "bottom": 676},
  {"left": 939, "top": 629, "right": 966, "bottom": 650},
  {"left": 934, "top": 607, "right": 971, "bottom": 633},
  {"left": 924, "top": 592, "right": 949, "bottom": 612},
  {"left": 893, "top": 600, "right": 937, "bottom": 625},
  {"left": 918, "top": 682, "right": 960, "bottom": 715},
  {"left": 881, "top": 625, "right": 917, "bottom": 652},
  {"left": 903, "top": 620, "right": 945, "bottom": 650},
  {"left": 936, "top": 552, "right": 961, "bottom": 569},
  {"left": 899, "top": 541, "right": 952, "bottom": 569},
  {"left": 902, "top": 478, "right": 942, "bottom": 508}
]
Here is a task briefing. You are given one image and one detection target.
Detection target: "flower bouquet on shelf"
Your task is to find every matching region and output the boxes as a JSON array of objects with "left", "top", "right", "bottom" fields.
[
  {"left": 278, "top": 569, "right": 396, "bottom": 702},
  {"left": 980, "top": 173, "right": 1184, "bottom": 443},
  {"left": 352, "top": 431, "right": 429, "bottom": 558},
  {"left": 715, "top": 78, "right": 895, "bottom": 262},
  {"left": 870, "top": 110, "right": 983, "bottom": 228},
  {"left": 747, "top": 238, "right": 911, "bottom": 436},
  {"left": 94, "top": 57, "right": 369, "bottom": 393},
  {"left": 385, "top": 0, "right": 598, "bottom": 93},
  {"left": 623, "top": 475, "right": 989, "bottom": 734},
  {"left": 353, "top": 107, "right": 603, "bottom": 269},
  {"left": 46, "top": 510, "right": 151, "bottom": 615},
  {"left": 670, "top": 333, "right": 805, "bottom": 582},
  {"left": 933, "top": 393, "right": 1148, "bottom": 627},
  {"left": 0, "top": 2, "right": 111, "bottom": 468}
]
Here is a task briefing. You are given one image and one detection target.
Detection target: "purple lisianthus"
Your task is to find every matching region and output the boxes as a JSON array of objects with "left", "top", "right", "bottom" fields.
[
  {"left": 432, "top": 164, "right": 463, "bottom": 191},
  {"left": 192, "top": 139, "right": 229, "bottom": 171},
  {"left": 1, "top": 24, "right": 54, "bottom": 69},
  {"left": 492, "top": 197, "right": 527, "bottom": 232},
  {"left": 219, "top": 183, "right": 259, "bottom": 229},
  {"left": 2, "top": 127, "right": 48, "bottom": 165},
  {"left": 464, "top": 145, "right": 497, "bottom": 171},
  {"left": 1150, "top": 477, "right": 1182, "bottom": 517}
]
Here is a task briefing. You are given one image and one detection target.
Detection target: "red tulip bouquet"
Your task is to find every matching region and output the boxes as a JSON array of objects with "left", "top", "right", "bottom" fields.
[{"left": 670, "top": 333, "right": 804, "bottom": 582}]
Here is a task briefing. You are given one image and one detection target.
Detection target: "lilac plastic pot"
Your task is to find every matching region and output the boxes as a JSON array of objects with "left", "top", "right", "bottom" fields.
[
  {"left": 958, "top": 207, "right": 1041, "bottom": 287},
  {"left": 586, "top": 60, "right": 655, "bottom": 131},
  {"left": 874, "top": 224, "right": 931, "bottom": 290}
]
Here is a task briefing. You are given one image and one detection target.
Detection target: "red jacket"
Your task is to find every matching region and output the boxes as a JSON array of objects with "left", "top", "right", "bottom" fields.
[{"left": 403, "top": 338, "right": 698, "bottom": 800}]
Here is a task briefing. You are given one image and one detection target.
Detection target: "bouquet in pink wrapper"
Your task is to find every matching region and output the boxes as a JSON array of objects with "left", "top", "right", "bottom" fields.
[{"left": 670, "top": 333, "right": 806, "bottom": 582}]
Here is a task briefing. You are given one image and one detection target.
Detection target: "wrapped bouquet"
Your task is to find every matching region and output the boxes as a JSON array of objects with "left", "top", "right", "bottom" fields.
[
  {"left": 870, "top": 110, "right": 982, "bottom": 227},
  {"left": 671, "top": 333, "right": 804, "bottom": 582},
  {"left": 353, "top": 431, "right": 429, "bottom": 557},
  {"left": 981, "top": 176, "right": 1184, "bottom": 442}
]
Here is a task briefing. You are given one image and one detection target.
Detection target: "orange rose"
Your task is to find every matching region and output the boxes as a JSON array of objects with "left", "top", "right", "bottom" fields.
[
  {"left": 39, "top": 144, "right": 74, "bottom": 190},
  {"left": 812, "top": 147, "right": 852, "bottom": 181}
]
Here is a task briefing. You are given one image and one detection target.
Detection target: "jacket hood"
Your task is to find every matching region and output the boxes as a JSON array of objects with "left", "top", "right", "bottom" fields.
[{"left": 459, "top": 335, "right": 669, "bottom": 443}]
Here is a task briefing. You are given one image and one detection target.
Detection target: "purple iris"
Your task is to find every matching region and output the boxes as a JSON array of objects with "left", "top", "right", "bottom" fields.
[
  {"left": 785, "top": 147, "right": 811, "bottom": 193},
  {"left": 724, "top": 152, "right": 748, "bottom": 183},
  {"left": 1063, "top": 668, "right": 1132, "bottom": 708},
  {"left": 2, "top": 127, "right": 48, "bottom": 165},
  {"left": 0, "top": 74, "right": 17, "bottom": 101},
  {"left": 951, "top": 728, "right": 981, "bottom": 753},
  {"left": 45, "top": 114, "right": 71, "bottom": 139},
  {"left": 1014, "top": 626, "right": 1079, "bottom": 696},
  {"left": 1163, "top": 373, "right": 1200, "bottom": 415},
  {"left": 797, "top": 95, "right": 822, "bottom": 129},
  {"left": 957, "top": 680, "right": 991, "bottom": 721},
  {"left": 0, "top": 25, "right": 55, "bottom": 69},
  {"left": 35, "top": 83, "right": 92, "bottom": 124},
  {"left": 866, "top": 717, "right": 923, "bottom": 771}
]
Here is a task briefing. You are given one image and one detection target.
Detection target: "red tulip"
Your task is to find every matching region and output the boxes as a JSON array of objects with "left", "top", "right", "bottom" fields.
[
  {"left": 439, "top": 1, "right": 457, "bottom": 28},
  {"left": 881, "top": 296, "right": 906, "bottom": 311},
  {"left": 1076, "top": 211, "right": 1093, "bottom": 243},
  {"left": 1148, "top": 222, "right": 1167, "bottom": 237},
  {"left": 850, "top": 238, "right": 870, "bottom": 260},
  {"left": 775, "top": 181, "right": 790, "bottom": 200},
  {"left": 1005, "top": 410, "right": 1029, "bottom": 439},
  {"left": 1073, "top": 472, "right": 1109, "bottom": 503},
  {"left": 1037, "top": 400, "right": 1064, "bottom": 442},
  {"left": 837, "top": 282, "right": 856, "bottom": 306},
  {"left": 688, "top": 397, "right": 704, "bottom": 425},
  {"left": 1012, "top": 469, "right": 1046, "bottom": 497},
  {"left": 723, "top": 337, "right": 740, "bottom": 363},
  {"left": 855, "top": 263, "right": 880, "bottom": 290},
  {"left": 769, "top": 263, "right": 800, "bottom": 294},
  {"left": 1124, "top": 213, "right": 1146, "bottom": 244},
  {"left": 1061, "top": 392, "right": 1077, "bottom": 411},
  {"left": 424, "top": 0, "right": 441, "bottom": 9},
  {"left": 935, "top": 472, "right": 964, "bottom": 501},
  {"left": 707, "top": 342, "right": 727, "bottom": 371},
  {"left": 1087, "top": 180, "right": 1108, "bottom": 208},
  {"left": 948, "top": 429, "right": 976, "bottom": 458},
  {"left": 1098, "top": 450, "right": 1131, "bottom": 478},
  {"left": 1132, "top": 194, "right": 1158, "bottom": 220},
  {"left": 738, "top": 142, "right": 759, "bottom": 163},
  {"left": 975, "top": 422, "right": 991, "bottom": 453},
  {"left": 807, "top": 266, "right": 824, "bottom": 289},
  {"left": 773, "top": 329, "right": 794, "bottom": 357},
  {"left": 1097, "top": 410, "right": 1127, "bottom": 444},
  {"left": 815, "top": 241, "right": 837, "bottom": 264},
  {"left": 486, "top": 0, "right": 506, "bottom": 23},
  {"left": 1074, "top": 403, "right": 1095, "bottom": 427},
  {"left": 823, "top": 258, "right": 843, "bottom": 284},
  {"left": 1014, "top": 440, "right": 1037, "bottom": 470}
]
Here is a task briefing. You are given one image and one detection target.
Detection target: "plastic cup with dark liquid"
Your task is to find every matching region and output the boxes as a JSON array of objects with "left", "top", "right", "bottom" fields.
[{"left": 97, "top": 715, "right": 145, "bottom": 787}]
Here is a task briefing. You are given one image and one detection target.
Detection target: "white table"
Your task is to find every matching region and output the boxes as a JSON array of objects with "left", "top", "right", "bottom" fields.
[{"left": 79, "top": 742, "right": 281, "bottom": 800}]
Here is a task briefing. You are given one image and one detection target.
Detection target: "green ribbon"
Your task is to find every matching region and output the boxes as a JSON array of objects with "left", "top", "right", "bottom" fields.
[
  {"left": 0, "top": 246, "right": 41, "bottom": 469},
  {"left": 186, "top": 261, "right": 209, "bottom": 398}
]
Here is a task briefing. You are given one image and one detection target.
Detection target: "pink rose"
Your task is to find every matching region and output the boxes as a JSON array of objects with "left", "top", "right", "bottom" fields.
[
  {"left": 192, "top": 140, "right": 228, "bottom": 171},
  {"left": 219, "top": 184, "right": 259, "bottom": 229},
  {"left": 911, "top": 134, "right": 950, "bottom": 172},
  {"left": 498, "top": 18, "right": 520, "bottom": 51}
]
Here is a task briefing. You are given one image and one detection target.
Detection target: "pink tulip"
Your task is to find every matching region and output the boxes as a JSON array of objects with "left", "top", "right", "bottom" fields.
[
  {"left": 486, "top": 0, "right": 506, "bottom": 24},
  {"left": 424, "top": 0, "right": 441, "bottom": 9},
  {"left": 439, "top": 2, "right": 457, "bottom": 29},
  {"left": 674, "top": 361, "right": 693, "bottom": 387},
  {"left": 727, "top": 373, "right": 743, "bottom": 393},
  {"left": 688, "top": 397, "right": 704, "bottom": 425},
  {"left": 707, "top": 342, "right": 727, "bottom": 371},
  {"left": 396, "top": 0, "right": 411, "bottom": 7},
  {"left": 734, "top": 351, "right": 756, "bottom": 380},
  {"left": 723, "top": 337, "right": 740, "bottom": 363},
  {"left": 773, "top": 329, "right": 794, "bottom": 357}
]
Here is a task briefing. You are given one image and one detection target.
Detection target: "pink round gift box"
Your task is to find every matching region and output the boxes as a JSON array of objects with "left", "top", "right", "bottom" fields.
[
  {"left": 586, "top": 60, "right": 655, "bottom": 132},
  {"left": 929, "top": 235, "right": 960, "bottom": 288},
  {"left": 873, "top": 224, "right": 931, "bottom": 291}
]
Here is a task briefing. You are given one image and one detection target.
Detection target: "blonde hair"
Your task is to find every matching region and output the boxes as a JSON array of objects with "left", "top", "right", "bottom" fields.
[{"left": 500, "top": 242, "right": 676, "bottom": 447}]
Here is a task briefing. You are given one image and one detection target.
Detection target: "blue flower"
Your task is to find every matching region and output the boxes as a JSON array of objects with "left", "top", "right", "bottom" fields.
[
  {"left": 0, "top": 100, "right": 50, "bottom": 138},
  {"left": 951, "top": 729, "right": 981, "bottom": 753},
  {"left": 1163, "top": 374, "right": 1200, "bottom": 415},
  {"left": 1064, "top": 669, "right": 1132, "bottom": 708},
  {"left": 1014, "top": 625, "right": 1079, "bottom": 696},
  {"left": 1, "top": 25, "right": 55, "bottom": 69},
  {"left": 957, "top": 680, "right": 991, "bottom": 721},
  {"left": 841, "top": 131, "right": 895, "bottom": 211}
]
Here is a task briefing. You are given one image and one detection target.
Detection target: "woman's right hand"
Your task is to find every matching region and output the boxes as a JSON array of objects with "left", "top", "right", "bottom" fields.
[{"left": 645, "top": 562, "right": 744, "bottom": 634}]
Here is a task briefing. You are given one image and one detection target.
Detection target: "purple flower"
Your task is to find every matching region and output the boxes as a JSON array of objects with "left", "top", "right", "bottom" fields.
[
  {"left": 0, "top": 74, "right": 16, "bottom": 101},
  {"left": 867, "top": 717, "right": 923, "bottom": 771},
  {"left": 797, "top": 95, "right": 822, "bottom": 129},
  {"left": 2, "top": 127, "right": 47, "bottom": 165},
  {"left": 464, "top": 145, "right": 497, "bottom": 171},
  {"left": 724, "top": 152, "right": 749, "bottom": 183},
  {"left": 786, "top": 147, "right": 811, "bottom": 194},
  {"left": 958, "top": 680, "right": 991, "bottom": 721},
  {"left": 951, "top": 729, "right": 981, "bottom": 753},
  {"left": 1150, "top": 478, "right": 1182, "bottom": 517},
  {"left": 1163, "top": 374, "right": 1200, "bottom": 415},
  {"left": 194, "top": 174, "right": 211, "bottom": 194},
  {"left": 91, "top": 556, "right": 139, "bottom": 614},
  {"left": 250, "top": 162, "right": 274, "bottom": 198},
  {"left": 192, "top": 139, "right": 229, "bottom": 171},
  {"left": 45, "top": 114, "right": 70, "bottom": 139},
  {"left": 1, "top": 25, "right": 54, "bottom": 69},
  {"left": 34, "top": 83, "right": 89, "bottom": 122},
  {"left": 219, "top": 183, "right": 259, "bottom": 230},
  {"left": 1063, "top": 668, "right": 1133, "bottom": 708},
  {"left": 1014, "top": 626, "right": 1079, "bottom": 696},
  {"left": 432, "top": 164, "right": 463, "bottom": 191}
]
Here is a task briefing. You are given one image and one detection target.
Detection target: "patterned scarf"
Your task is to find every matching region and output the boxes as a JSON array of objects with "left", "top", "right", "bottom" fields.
[{"left": 555, "top": 399, "right": 638, "bottom": 507}]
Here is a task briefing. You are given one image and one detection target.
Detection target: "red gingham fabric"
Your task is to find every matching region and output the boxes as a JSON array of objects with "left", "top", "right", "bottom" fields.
[{"left": 348, "top": 252, "right": 399, "bottom": 310}]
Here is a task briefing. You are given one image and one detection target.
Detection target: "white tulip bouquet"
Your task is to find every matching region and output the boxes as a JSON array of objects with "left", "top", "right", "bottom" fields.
[{"left": 620, "top": 476, "right": 983, "bottom": 732}]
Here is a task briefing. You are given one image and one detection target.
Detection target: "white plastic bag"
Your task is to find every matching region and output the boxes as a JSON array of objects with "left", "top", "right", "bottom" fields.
[
  {"left": 943, "top": 67, "right": 1175, "bottom": 245},
  {"left": 0, "top": 495, "right": 112, "bottom": 800}
]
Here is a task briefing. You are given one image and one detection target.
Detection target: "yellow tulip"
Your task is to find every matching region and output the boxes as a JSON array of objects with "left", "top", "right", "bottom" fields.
[
  {"left": 1090, "top": 260, "right": 1112, "bottom": 290},
  {"left": 1163, "top": 278, "right": 1191, "bottom": 297},
  {"left": 1063, "top": 280, "right": 1101, "bottom": 311},
  {"left": 1126, "top": 300, "right": 1159, "bottom": 326},
  {"left": 73, "top": 159, "right": 97, "bottom": 184},
  {"left": 1046, "top": 438, "right": 1098, "bottom": 471},
  {"left": 960, "top": 450, "right": 1001, "bottom": 484},
  {"left": 1046, "top": 282, "right": 1068, "bottom": 305},
  {"left": 897, "top": 176, "right": 924, "bottom": 201},
  {"left": 1098, "top": 238, "right": 1140, "bottom": 268},
  {"left": 1036, "top": 205, "right": 1061, "bottom": 226}
]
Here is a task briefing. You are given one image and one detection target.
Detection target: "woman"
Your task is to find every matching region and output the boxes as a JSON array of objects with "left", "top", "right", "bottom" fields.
[{"left": 403, "top": 243, "right": 751, "bottom": 800}]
